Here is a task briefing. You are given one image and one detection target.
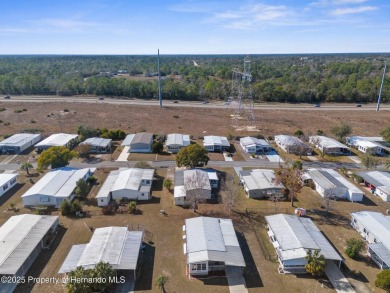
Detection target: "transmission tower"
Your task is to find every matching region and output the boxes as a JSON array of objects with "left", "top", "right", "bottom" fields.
[{"left": 228, "top": 56, "right": 255, "bottom": 128}]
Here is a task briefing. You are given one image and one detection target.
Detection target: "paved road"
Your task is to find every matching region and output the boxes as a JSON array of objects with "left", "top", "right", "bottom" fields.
[
  {"left": 0, "top": 159, "right": 365, "bottom": 172},
  {"left": 2, "top": 95, "right": 389, "bottom": 111}
]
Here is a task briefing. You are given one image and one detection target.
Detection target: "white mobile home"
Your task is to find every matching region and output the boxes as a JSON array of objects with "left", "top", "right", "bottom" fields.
[
  {"left": 184, "top": 217, "right": 245, "bottom": 276},
  {"left": 266, "top": 214, "right": 342, "bottom": 274},
  {"left": 21, "top": 168, "right": 95, "bottom": 208},
  {"left": 166, "top": 133, "right": 190, "bottom": 153},
  {"left": 121, "top": 132, "right": 153, "bottom": 153},
  {"left": 96, "top": 168, "right": 155, "bottom": 206},
  {"left": 238, "top": 169, "right": 284, "bottom": 199},
  {"left": 203, "top": 136, "right": 230, "bottom": 152},
  {"left": 0, "top": 214, "right": 59, "bottom": 293},
  {"left": 80, "top": 137, "right": 112, "bottom": 153},
  {"left": 59, "top": 227, "right": 143, "bottom": 282},
  {"left": 350, "top": 211, "right": 390, "bottom": 269},
  {"left": 35, "top": 133, "right": 78, "bottom": 151},
  {"left": 274, "top": 135, "right": 312, "bottom": 155},
  {"left": 347, "top": 136, "right": 389, "bottom": 156},
  {"left": 0, "top": 174, "right": 18, "bottom": 198},
  {"left": 174, "top": 169, "right": 218, "bottom": 206},
  {"left": 0, "top": 133, "right": 41, "bottom": 154},
  {"left": 240, "top": 136, "right": 273, "bottom": 154},
  {"left": 356, "top": 171, "right": 390, "bottom": 202},
  {"left": 305, "top": 168, "right": 363, "bottom": 202},
  {"left": 309, "top": 136, "right": 350, "bottom": 155}
]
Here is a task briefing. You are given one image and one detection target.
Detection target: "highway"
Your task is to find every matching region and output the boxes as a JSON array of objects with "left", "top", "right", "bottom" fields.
[{"left": 1, "top": 95, "right": 389, "bottom": 111}]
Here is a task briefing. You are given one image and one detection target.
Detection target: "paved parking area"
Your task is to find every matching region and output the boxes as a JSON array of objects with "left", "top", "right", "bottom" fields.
[
  {"left": 116, "top": 146, "right": 130, "bottom": 161},
  {"left": 226, "top": 266, "right": 248, "bottom": 293},
  {"left": 325, "top": 261, "right": 355, "bottom": 293}
]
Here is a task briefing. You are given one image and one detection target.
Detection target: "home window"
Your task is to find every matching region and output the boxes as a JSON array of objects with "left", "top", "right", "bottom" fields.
[
  {"left": 3, "top": 184, "right": 8, "bottom": 190},
  {"left": 192, "top": 263, "right": 206, "bottom": 270},
  {"left": 146, "top": 180, "right": 150, "bottom": 184}
]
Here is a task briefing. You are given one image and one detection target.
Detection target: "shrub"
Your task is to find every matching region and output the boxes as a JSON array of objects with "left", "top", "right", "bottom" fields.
[
  {"left": 375, "top": 270, "right": 390, "bottom": 292},
  {"left": 22, "top": 108, "right": 27, "bottom": 112},
  {"left": 4, "top": 122, "right": 10, "bottom": 126},
  {"left": 173, "top": 115, "right": 179, "bottom": 119},
  {"left": 267, "top": 136, "right": 274, "bottom": 141},
  {"left": 345, "top": 238, "right": 364, "bottom": 259},
  {"left": 164, "top": 178, "right": 173, "bottom": 191},
  {"left": 61, "top": 200, "right": 71, "bottom": 216},
  {"left": 30, "top": 120, "right": 36, "bottom": 123},
  {"left": 87, "top": 175, "right": 96, "bottom": 183},
  {"left": 64, "top": 109, "right": 70, "bottom": 112},
  {"left": 152, "top": 141, "right": 164, "bottom": 153},
  {"left": 0, "top": 120, "right": 3, "bottom": 123},
  {"left": 0, "top": 107, "right": 5, "bottom": 112},
  {"left": 292, "top": 160, "right": 303, "bottom": 170},
  {"left": 353, "top": 174, "right": 364, "bottom": 183},
  {"left": 128, "top": 201, "right": 137, "bottom": 214}
]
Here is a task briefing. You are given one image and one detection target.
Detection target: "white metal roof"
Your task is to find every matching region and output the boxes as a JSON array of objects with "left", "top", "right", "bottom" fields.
[
  {"left": 35, "top": 133, "right": 78, "bottom": 147},
  {"left": 240, "top": 136, "right": 270, "bottom": 148},
  {"left": 310, "top": 136, "right": 350, "bottom": 149},
  {"left": 0, "top": 133, "right": 41, "bottom": 147},
  {"left": 351, "top": 211, "right": 390, "bottom": 265},
  {"left": 96, "top": 168, "right": 154, "bottom": 199},
  {"left": 58, "top": 227, "right": 143, "bottom": 273},
  {"left": 239, "top": 169, "right": 284, "bottom": 191},
  {"left": 0, "top": 214, "right": 58, "bottom": 274},
  {"left": 356, "top": 171, "right": 390, "bottom": 195},
  {"left": 203, "top": 136, "right": 230, "bottom": 147},
  {"left": 81, "top": 137, "right": 111, "bottom": 147},
  {"left": 307, "top": 168, "right": 362, "bottom": 193},
  {"left": 347, "top": 136, "right": 389, "bottom": 150},
  {"left": 0, "top": 174, "right": 17, "bottom": 187},
  {"left": 166, "top": 133, "right": 190, "bottom": 146},
  {"left": 174, "top": 169, "right": 213, "bottom": 198},
  {"left": 275, "top": 135, "right": 309, "bottom": 148},
  {"left": 185, "top": 217, "right": 245, "bottom": 267},
  {"left": 265, "top": 214, "right": 342, "bottom": 261},
  {"left": 21, "top": 168, "right": 94, "bottom": 199}
]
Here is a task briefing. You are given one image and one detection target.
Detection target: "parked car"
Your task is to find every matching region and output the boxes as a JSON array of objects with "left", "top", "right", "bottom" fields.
[
  {"left": 202, "top": 100, "right": 209, "bottom": 104},
  {"left": 98, "top": 96, "right": 104, "bottom": 100},
  {"left": 3, "top": 95, "right": 10, "bottom": 99},
  {"left": 314, "top": 104, "right": 320, "bottom": 107},
  {"left": 356, "top": 104, "right": 362, "bottom": 107},
  {"left": 173, "top": 100, "right": 179, "bottom": 103}
]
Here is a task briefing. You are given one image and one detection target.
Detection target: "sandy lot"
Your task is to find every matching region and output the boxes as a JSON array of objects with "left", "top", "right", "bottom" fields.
[{"left": 0, "top": 101, "right": 388, "bottom": 139}]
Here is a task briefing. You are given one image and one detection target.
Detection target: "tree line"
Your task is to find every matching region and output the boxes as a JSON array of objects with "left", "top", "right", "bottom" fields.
[{"left": 0, "top": 54, "right": 389, "bottom": 103}]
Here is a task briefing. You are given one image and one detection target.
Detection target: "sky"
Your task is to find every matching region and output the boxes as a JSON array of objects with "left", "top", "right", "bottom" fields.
[{"left": 0, "top": 0, "right": 389, "bottom": 54}]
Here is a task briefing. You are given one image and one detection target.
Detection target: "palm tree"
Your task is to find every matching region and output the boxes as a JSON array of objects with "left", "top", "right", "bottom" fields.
[
  {"left": 20, "top": 162, "right": 33, "bottom": 175},
  {"left": 66, "top": 266, "right": 90, "bottom": 293},
  {"left": 91, "top": 262, "right": 115, "bottom": 292},
  {"left": 305, "top": 250, "right": 326, "bottom": 276},
  {"left": 156, "top": 275, "right": 169, "bottom": 293}
]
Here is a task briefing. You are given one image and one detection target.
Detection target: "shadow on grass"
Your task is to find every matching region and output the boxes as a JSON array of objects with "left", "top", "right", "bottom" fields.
[
  {"left": 134, "top": 243, "right": 155, "bottom": 291},
  {"left": 340, "top": 261, "right": 369, "bottom": 283},
  {"left": 237, "top": 232, "right": 264, "bottom": 289},
  {"left": 0, "top": 183, "right": 25, "bottom": 207},
  {"left": 14, "top": 225, "right": 67, "bottom": 293}
]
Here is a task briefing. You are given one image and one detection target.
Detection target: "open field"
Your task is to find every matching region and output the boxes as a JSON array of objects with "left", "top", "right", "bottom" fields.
[{"left": 0, "top": 102, "right": 389, "bottom": 140}]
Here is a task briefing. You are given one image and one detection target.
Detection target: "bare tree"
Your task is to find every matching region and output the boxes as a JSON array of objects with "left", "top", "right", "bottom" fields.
[
  {"left": 274, "top": 163, "right": 303, "bottom": 207},
  {"left": 310, "top": 136, "right": 325, "bottom": 158},
  {"left": 182, "top": 171, "right": 211, "bottom": 212},
  {"left": 221, "top": 174, "right": 241, "bottom": 215}
]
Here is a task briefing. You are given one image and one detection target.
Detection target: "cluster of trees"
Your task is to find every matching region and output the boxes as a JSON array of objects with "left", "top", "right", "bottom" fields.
[
  {"left": 0, "top": 54, "right": 388, "bottom": 103},
  {"left": 77, "top": 125, "right": 126, "bottom": 141}
]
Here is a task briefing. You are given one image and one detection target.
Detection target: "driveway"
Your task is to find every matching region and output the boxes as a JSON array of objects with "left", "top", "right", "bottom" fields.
[
  {"left": 225, "top": 266, "right": 248, "bottom": 293},
  {"left": 325, "top": 261, "right": 355, "bottom": 293},
  {"left": 116, "top": 146, "right": 130, "bottom": 162}
]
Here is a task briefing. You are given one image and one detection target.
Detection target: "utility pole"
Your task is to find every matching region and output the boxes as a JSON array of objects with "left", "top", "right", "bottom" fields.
[
  {"left": 158, "top": 49, "right": 162, "bottom": 108},
  {"left": 376, "top": 63, "right": 387, "bottom": 112}
]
